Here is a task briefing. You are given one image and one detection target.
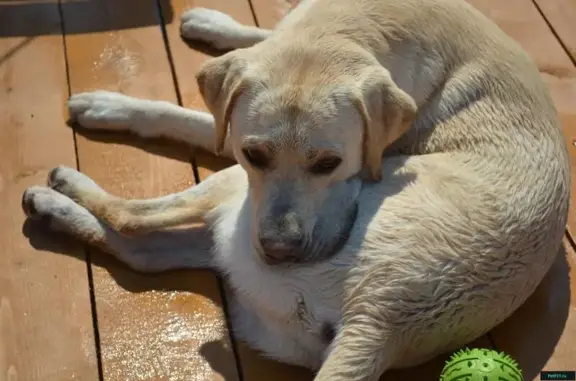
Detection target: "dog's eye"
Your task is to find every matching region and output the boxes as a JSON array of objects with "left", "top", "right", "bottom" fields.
[
  {"left": 242, "top": 148, "right": 270, "bottom": 169},
  {"left": 309, "top": 156, "right": 342, "bottom": 175}
]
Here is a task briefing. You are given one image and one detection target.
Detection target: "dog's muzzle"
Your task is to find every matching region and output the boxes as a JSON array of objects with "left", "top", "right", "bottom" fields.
[{"left": 259, "top": 235, "right": 304, "bottom": 264}]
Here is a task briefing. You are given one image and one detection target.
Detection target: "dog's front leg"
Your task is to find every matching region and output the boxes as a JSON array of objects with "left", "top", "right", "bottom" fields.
[
  {"left": 314, "top": 324, "right": 393, "bottom": 381},
  {"left": 68, "top": 91, "right": 235, "bottom": 159}
]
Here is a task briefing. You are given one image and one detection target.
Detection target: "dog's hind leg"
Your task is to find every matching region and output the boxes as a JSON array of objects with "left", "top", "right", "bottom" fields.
[
  {"left": 314, "top": 322, "right": 393, "bottom": 381},
  {"left": 180, "top": 8, "right": 272, "bottom": 50},
  {"left": 29, "top": 165, "right": 247, "bottom": 237},
  {"left": 22, "top": 186, "right": 214, "bottom": 272},
  {"left": 68, "top": 91, "right": 235, "bottom": 159}
]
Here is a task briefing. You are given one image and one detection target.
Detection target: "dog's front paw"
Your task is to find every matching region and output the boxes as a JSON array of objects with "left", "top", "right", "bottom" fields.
[
  {"left": 47, "top": 166, "right": 104, "bottom": 200},
  {"left": 68, "top": 91, "right": 143, "bottom": 130},
  {"left": 180, "top": 8, "right": 242, "bottom": 49}
]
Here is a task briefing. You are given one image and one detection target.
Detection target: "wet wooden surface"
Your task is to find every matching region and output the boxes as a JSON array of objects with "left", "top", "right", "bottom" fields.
[
  {"left": 0, "top": 2, "right": 99, "bottom": 380},
  {"left": 1, "top": 0, "right": 575, "bottom": 380},
  {"left": 61, "top": 0, "right": 238, "bottom": 380}
]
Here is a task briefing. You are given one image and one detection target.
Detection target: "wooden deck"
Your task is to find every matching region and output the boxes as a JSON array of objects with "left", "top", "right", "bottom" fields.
[{"left": 1, "top": 0, "right": 575, "bottom": 380}]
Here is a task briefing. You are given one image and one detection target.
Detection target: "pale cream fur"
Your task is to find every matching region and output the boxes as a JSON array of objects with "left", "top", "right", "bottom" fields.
[{"left": 22, "top": 0, "right": 570, "bottom": 380}]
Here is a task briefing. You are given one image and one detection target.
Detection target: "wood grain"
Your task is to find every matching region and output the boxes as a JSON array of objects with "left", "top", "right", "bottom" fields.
[
  {"left": 249, "top": 0, "right": 296, "bottom": 29},
  {"left": 60, "top": 0, "right": 239, "bottom": 379},
  {"left": 158, "top": 1, "right": 265, "bottom": 379},
  {"left": 158, "top": 0, "right": 250, "bottom": 176},
  {"left": 534, "top": 0, "right": 576, "bottom": 63},
  {"left": 0, "top": 3, "right": 99, "bottom": 380},
  {"left": 467, "top": 0, "right": 574, "bottom": 72}
]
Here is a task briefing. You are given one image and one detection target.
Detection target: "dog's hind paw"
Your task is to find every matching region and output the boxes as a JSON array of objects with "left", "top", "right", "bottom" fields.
[
  {"left": 22, "top": 187, "right": 78, "bottom": 228},
  {"left": 22, "top": 186, "right": 106, "bottom": 239}
]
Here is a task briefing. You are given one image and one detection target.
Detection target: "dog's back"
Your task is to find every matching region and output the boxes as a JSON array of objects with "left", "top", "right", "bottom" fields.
[{"left": 273, "top": 0, "right": 565, "bottom": 154}]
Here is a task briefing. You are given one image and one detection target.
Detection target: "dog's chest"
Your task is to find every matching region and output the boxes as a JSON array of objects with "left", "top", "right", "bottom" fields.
[
  {"left": 210, "top": 204, "right": 340, "bottom": 331},
  {"left": 218, "top": 237, "right": 329, "bottom": 328}
]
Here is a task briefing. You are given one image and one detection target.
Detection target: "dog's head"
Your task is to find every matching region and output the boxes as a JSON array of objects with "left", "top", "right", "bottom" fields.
[{"left": 197, "top": 42, "right": 416, "bottom": 265}]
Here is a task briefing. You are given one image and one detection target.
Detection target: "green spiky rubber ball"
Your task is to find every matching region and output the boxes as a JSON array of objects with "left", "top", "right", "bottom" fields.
[{"left": 440, "top": 348, "right": 524, "bottom": 381}]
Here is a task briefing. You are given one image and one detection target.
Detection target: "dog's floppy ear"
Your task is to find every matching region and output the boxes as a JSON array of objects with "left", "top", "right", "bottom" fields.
[
  {"left": 350, "top": 66, "right": 417, "bottom": 181},
  {"left": 196, "top": 51, "right": 249, "bottom": 155}
]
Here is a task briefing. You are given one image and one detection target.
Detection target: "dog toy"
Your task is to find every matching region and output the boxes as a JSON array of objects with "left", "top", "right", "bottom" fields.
[{"left": 440, "top": 348, "right": 524, "bottom": 381}]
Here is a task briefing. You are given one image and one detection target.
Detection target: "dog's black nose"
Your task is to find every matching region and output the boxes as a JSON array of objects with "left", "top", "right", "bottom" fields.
[{"left": 259, "top": 236, "right": 303, "bottom": 264}]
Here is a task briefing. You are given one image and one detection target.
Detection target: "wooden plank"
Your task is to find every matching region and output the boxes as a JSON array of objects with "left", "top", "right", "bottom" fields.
[
  {"left": 0, "top": 3, "right": 99, "bottom": 381},
  {"left": 249, "top": 0, "right": 297, "bottom": 29},
  {"left": 160, "top": 0, "right": 253, "bottom": 177},
  {"left": 158, "top": 1, "right": 258, "bottom": 378},
  {"left": 0, "top": 1, "right": 175, "bottom": 37},
  {"left": 488, "top": 237, "right": 576, "bottom": 381},
  {"left": 247, "top": 0, "right": 576, "bottom": 64},
  {"left": 60, "top": 0, "right": 239, "bottom": 380},
  {"left": 467, "top": 0, "right": 574, "bottom": 73},
  {"left": 533, "top": 0, "right": 576, "bottom": 63}
]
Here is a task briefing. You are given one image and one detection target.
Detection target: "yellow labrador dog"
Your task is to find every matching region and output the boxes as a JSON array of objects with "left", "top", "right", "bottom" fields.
[{"left": 22, "top": 0, "right": 569, "bottom": 379}]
